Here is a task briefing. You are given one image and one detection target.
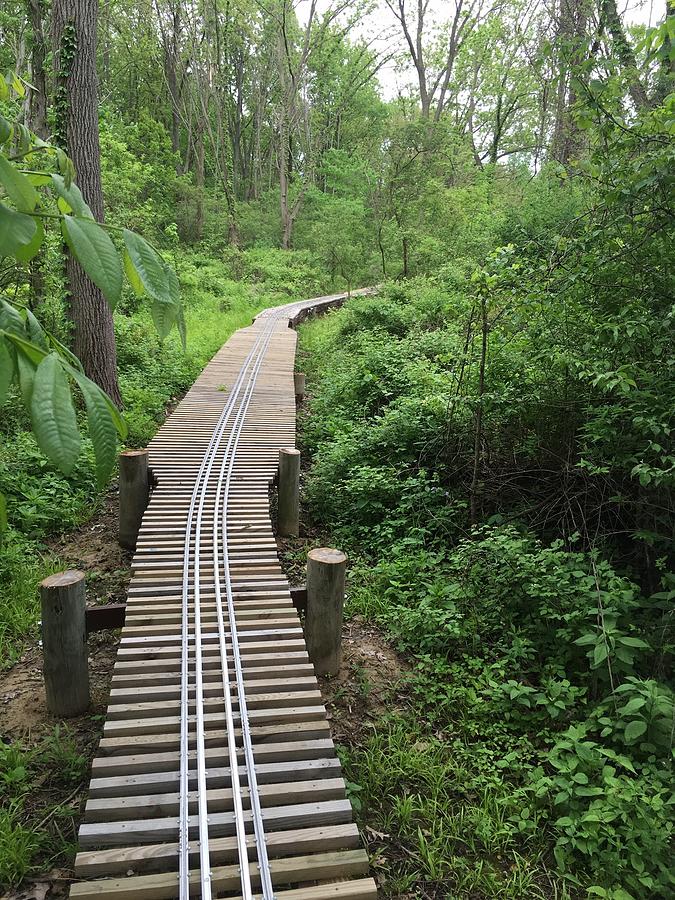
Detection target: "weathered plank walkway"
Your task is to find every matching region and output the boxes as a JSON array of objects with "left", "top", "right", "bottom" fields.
[{"left": 70, "top": 293, "right": 377, "bottom": 899}]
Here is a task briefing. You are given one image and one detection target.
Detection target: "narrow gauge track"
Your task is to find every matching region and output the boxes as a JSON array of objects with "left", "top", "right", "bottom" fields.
[{"left": 70, "top": 292, "right": 377, "bottom": 900}]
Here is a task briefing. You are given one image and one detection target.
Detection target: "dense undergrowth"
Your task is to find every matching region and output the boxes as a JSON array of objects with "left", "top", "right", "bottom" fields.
[{"left": 297, "top": 163, "right": 674, "bottom": 899}]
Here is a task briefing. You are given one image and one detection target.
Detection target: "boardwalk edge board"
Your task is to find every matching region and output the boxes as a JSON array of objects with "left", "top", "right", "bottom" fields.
[{"left": 71, "top": 290, "right": 377, "bottom": 900}]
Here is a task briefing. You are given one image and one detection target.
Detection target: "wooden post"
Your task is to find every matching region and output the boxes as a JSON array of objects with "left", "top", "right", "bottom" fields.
[
  {"left": 277, "top": 448, "right": 300, "bottom": 537},
  {"left": 119, "top": 449, "right": 150, "bottom": 551},
  {"left": 40, "top": 570, "right": 89, "bottom": 716},
  {"left": 305, "top": 548, "right": 346, "bottom": 676},
  {"left": 294, "top": 372, "right": 306, "bottom": 401}
]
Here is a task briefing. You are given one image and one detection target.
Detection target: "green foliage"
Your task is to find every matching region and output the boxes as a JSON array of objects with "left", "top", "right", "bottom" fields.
[{"left": 0, "top": 727, "right": 86, "bottom": 886}]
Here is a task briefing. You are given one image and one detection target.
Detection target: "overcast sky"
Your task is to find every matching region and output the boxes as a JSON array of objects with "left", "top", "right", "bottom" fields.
[{"left": 298, "top": 0, "right": 668, "bottom": 100}]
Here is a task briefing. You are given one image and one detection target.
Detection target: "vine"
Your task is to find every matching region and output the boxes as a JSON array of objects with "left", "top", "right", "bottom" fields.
[{"left": 52, "top": 21, "right": 77, "bottom": 149}]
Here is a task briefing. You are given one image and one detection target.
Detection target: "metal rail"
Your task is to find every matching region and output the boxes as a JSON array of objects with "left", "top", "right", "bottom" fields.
[{"left": 179, "top": 306, "right": 300, "bottom": 899}]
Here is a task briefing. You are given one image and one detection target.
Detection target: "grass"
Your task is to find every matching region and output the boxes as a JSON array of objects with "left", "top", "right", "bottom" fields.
[
  {"left": 0, "top": 726, "right": 87, "bottom": 887},
  {"left": 338, "top": 716, "right": 564, "bottom": 899},
  {"left": 0, "top": 537, "right": 63, "bottom": 670}
]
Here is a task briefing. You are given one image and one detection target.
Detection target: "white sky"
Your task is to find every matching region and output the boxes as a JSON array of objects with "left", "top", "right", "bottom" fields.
[{"left": 297, "top": 0, "right": 668, "bottom": 100}]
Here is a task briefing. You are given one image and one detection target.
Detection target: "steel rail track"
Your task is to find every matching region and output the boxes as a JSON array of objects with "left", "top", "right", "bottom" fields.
[{"left": 180, "top": 305, "right": 302, "bottom": 899}]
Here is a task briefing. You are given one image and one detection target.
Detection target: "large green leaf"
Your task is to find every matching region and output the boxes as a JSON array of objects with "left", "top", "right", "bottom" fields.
[
  {"left": 62, "top": 361, "right": 127, "bottom": 440},
  {"left": 62, "top": 215, "right": 122, "bottom": 309},
  {"left": 123, "top": 229, "right": 175, "bottom": 305},
  {"left": 123, "top": 250, "right": 145, "bottom": 297},
  {"left": 0, "top": 155, "right": 38, "bottom": 212},
  {"left": 151, "top": 298, "right": 177, "bottom": 340},
  {"left": 31, "top": 353, "right": 81, "bottom": 474},
  {"left": 51, "top": 174, "right": 94, "bottom": 218},
  {"left": 69, "top": 368, "right": 119, "bottom": 487},
  {"left": 0, "top": 336, "right": 14, "bottom": 404},
  {"left": 0, "top": 202, "right": 37, "bottom": 259},
  {"left": 14, "top": 216, "right": 44, "bottom": 263},
  {"left": 24, "top": 309, "right": 48, "bottom": 349},
  {"left": 0, "top": 300, "right": 26, "bottom": 337},
  {"left": 16, "top": 348, "right": 36, "bottom": 405}
]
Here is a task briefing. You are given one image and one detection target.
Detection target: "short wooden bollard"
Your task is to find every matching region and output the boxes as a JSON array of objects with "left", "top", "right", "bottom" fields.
[
  {"left": 40, "top": 570, "right": 89, "bottom": 716},
  {"left": 278, "top": 447, "right": 300, "bottom": 537},
  {"left": 294, "top": 372, "right": 306, "bottom": 401},
  {"left": 119, "top": 449, "right": 150, "bottom": 551},
  {"left": 305, "top": 548, "right": 346, "bottom": 676}
]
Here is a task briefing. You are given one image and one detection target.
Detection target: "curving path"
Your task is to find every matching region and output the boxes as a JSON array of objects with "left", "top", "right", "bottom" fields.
[{"left": 70, "top": 291, "right": 377, "bottom": 900}]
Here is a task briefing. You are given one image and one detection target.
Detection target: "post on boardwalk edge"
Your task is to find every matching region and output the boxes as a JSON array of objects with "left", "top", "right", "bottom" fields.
[
  {"left": 118, "top": 449, "right": 150, "bottom": 551},
  {"left": 40, "top": 569, "right": 89, "bottom": 716},
  {"left": 305, "top": 547, "right": 347, "bottom": 676}
]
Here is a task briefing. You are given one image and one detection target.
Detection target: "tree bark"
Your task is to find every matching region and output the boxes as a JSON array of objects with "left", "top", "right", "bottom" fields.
[
  {"left": 550, "top": 0, "right": 587, "bottom": 167},
  {"left": 26, "top": 0, "right": 49, "bottom": 139},
  {"left": 601, "top": 0, "right": 649, "bottom": 111},
  {"left": 52, "top": 0, "right": 121, "bottom": 406}
]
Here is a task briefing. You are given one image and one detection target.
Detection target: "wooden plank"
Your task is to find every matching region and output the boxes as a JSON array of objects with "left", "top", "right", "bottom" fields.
[{"left": 71, "top": 292, "right": 375, "bottom": 898}]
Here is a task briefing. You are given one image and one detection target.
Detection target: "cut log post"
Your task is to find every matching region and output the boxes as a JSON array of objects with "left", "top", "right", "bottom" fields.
[
  {"left": 294, "top": 372, "right": 306, "bottom": 402},
  {"left": 40, "top": 570, "right": 89, "bottom": 716},
  {"left": 278, "top": 447, "right": 300, "bottom": 537},
  {"left": 305, "top": 548, "right": 346, "bottom": 676},
  {"left": 119, "top": 449, "right": 150, "bottom": 551}
]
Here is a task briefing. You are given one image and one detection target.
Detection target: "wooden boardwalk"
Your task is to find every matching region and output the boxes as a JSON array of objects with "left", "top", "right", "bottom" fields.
[{"left": 70, "top": 293, "right": 377, "bottom": 899}]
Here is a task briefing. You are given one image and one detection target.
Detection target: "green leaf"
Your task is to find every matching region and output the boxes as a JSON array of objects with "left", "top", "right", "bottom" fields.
[
  {"left": 592, "top": 642, "right": 608, "bottom": 668},
  {"left": 61, "top": 215, "right": 122, "bottom": 309},
  {"left": 69, "top": 368, "right": 119, "bottom": 487},
  {"left": 62, "top": 361, "right": 127, "bottom": 440},
  {"left": 624, "top": 719, "right": 647, "bottom": 743},
  {"left": 0, "top": 155, "right": 38, "bottom": 211},
  {"left": 617, "top": 636, "right": 649, "bottom": 649},
  {"left": 0, "top": 77, "right": 8, "bottom": 101},
  {"left": 24, "top": 309, "right": 48, "bottom": 349},
  {"left": 619, "top": 696, "right": 647, "bottom": 715},
  {"left": 16, "top": 347, "right": 36, "bottom": 405},
  {"left": 123, "top": 250, "right": 144, "bottom": 297},
  {"left": 55, "top": 148, "right": 75, "bottom": 187},
  {"left": 11, "top": 74, "right": 25, "bottom": 98},
  {"left": 14, "top": 216, "right": 44, "bottom": 263},
  {"left": 151, "top": 298, "right": 177, "bottom": 340},
  {"left": 0, "top": 115, "right": 12, "bottom": 144},
  {"left": 0, "top": 202, "right": 37, "bottom": 259},
  {"left": 123, "top": 229, "right": 176, "bottom": 305},
  {"left": 27, "top": 173, "right": 51, "bottom": 187},
  {"left": 0, "top": 335, "right": 14, "bottom": 403},
  {"left": 4, "top": 330, "right": 48, "bottom": 364},
  {"left": 30, "top": 353, "right": 81, "bottom": 474},
  {"left": 51, "top": 174, "right": 94, "bottom": 218},
  {"left": 0, "top": 300, "right": 26, "bottom": 337}
]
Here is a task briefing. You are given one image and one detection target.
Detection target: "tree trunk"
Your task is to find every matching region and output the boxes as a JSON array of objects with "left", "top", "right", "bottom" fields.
[
  {"left": 26, "top": 0, "right": 49, "bottom": 139},
  {"left": 470, "top": 294, "right": 488, "bottom": 526},
  {"left": 550, "top": 0, "right": 587, "bottom": 167},
  {"left": 194, "top": 122, "right": 204, "bottom": 242},
  {"left": 601, "top": 0, "right": 649, "bottom": 111},
  {"left": 52, "top": 0, "right": 121, "bottom": 406}
]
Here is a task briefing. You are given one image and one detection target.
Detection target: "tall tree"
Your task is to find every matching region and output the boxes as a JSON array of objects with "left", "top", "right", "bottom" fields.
[
  {"left": 52, "top": 0, "right": 121, "bottom": 404},
  {"left": 26, "top": 0, "right": 49, "bottom": 138},
  {"left": 385, "top": 0, "right": 486, "bottom": 120}
]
